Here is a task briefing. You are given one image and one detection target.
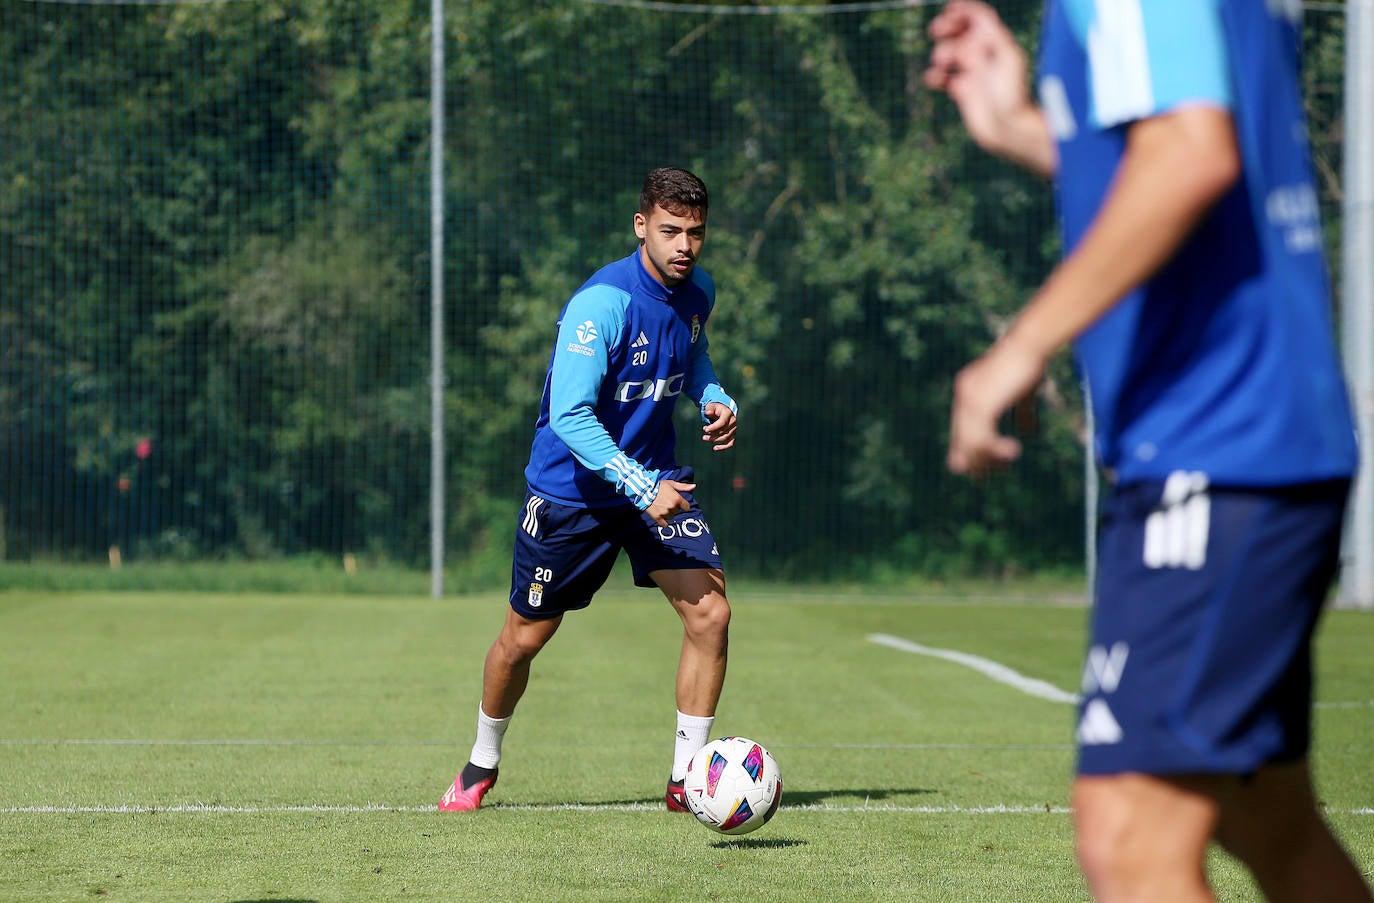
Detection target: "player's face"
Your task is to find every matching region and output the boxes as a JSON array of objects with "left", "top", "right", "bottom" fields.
[{"left": 634, "top": 204, "right": 706, "bottom": 287}]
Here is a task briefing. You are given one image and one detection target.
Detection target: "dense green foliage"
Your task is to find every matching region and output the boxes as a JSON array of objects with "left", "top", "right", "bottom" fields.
[{"left": 0, "top": 1, "right": 1350, "bottom": 581}]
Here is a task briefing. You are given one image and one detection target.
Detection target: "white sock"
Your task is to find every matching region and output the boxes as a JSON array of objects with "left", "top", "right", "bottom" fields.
[
  {"left": 468, "top": 706, "right": 511, "bottom": 769},
  {"left": 671, "top": 710, "right": 714, "bottom": 781}
]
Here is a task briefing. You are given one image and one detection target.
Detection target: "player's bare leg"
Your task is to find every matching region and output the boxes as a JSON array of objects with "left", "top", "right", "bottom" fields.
[
  {"left": 440, "top": 609, "right": 562, "bottom": 812},
  {"left": 655, "top": 567, "right": 730, "bottom": 716},
  {"left": 1072, "top": 773, "right": 1218, "bottom": 902},
  {"left": 653, "top": 566, "right": 730, "bottom": 810},
  {"left": 1213, "top": 761, "right": 1373, "bottom": 903},
  {"left": 481, "top": 608, "right": 563, "bottom": 718}
]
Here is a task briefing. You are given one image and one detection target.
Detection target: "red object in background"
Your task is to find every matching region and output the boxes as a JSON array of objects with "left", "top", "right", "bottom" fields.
[
  {"left": 731, "top": 475, "right": 747, "bottom": 491},
  {"left": 136, "top": 438, "right": 153, "bottom": 459}
]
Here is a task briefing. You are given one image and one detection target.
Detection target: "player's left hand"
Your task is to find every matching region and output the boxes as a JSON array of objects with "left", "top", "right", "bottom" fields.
[
  {"left": 947, "top": 336, "right": 1044, "bottom": 478},
  {"left": 702, "top": 402, "right": 737, "bottom": 452}
]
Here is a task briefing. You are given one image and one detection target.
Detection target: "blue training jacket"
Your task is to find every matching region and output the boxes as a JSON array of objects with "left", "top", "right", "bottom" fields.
[{"left": 524, "top": 249, "right": 735, "bottom": 509}]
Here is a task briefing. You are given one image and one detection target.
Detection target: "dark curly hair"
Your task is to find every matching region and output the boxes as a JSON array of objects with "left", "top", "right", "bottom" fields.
[{"left": 639, "top": 167, "right": 709, "bottom": 219}]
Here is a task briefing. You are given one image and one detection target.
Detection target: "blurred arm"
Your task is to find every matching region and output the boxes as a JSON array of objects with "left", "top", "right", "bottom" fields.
[{"left": 923, "top": 0, "right": 1056, "bottom": 177}]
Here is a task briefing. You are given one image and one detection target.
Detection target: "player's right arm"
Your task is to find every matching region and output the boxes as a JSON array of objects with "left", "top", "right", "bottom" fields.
[
  {"left": 923, "top": 0, "right": 1056, "bottom": 177},
  {"left": 547, "top": 286, "right": 692, "bottom": 522}
]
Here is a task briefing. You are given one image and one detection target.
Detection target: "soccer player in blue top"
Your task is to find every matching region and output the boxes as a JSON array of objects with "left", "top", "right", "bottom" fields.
[
  {"left": 926, "top": 1, "right": 1369, "bottom": 900},
  {"left": 439, "top": 167, "right": 739, "bottom": 814}
]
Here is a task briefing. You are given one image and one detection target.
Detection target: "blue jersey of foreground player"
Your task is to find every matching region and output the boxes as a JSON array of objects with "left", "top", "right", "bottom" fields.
[
  {"left": 524, "top": 250, "right": 735, "bottom": 510},
  {"left": 1040, "top": 0, "right": 1357, "bottom": 486}
]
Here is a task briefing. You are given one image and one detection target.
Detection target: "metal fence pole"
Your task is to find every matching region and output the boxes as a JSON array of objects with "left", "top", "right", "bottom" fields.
[
  {"left": 429, "top": 0, "right": 447, "bottom": 598},
  {"left": 1341, "top": 0, "right": 1374, "bottom": 609}
]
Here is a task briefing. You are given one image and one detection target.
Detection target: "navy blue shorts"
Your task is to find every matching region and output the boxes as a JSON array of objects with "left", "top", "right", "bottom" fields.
[
  {"left": 508, "top": 475, "right": 722, "bottom": 619},
  {"left": 1076, "top": 475, "right": 1349, "bottom": 777}
]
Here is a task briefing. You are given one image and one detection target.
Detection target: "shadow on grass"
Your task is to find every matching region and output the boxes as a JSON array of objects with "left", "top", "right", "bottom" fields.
[
  {"left": 584, "top": 787, "right": 939, "bottom": 809},
  {"left": 690, "top": 788, "right": 941, "bottom": 851},
  {"left": 708, "top": 836, "right": 806, "bottom": 850},
  {"left": 782, "top": 787, "right": 940, "bottom": 806}
]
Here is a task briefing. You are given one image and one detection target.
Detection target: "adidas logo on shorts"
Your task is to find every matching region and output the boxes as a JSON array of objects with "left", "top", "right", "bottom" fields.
[{"left": 1076, "top": 698, "right": 1123, "bottom": 745}]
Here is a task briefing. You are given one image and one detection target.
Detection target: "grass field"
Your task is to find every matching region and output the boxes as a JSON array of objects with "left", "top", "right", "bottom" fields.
[{"left": 2, "top": 583, "right": 1371, "bottom": 901}]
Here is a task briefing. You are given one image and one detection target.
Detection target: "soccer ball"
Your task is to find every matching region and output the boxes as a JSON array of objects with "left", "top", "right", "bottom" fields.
[{"left": 682, "top": 736, "right": 782, "bottom": 835}]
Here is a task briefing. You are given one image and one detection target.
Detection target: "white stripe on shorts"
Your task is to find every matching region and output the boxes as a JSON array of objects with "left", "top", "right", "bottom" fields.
[{"left": 522, "top": 496, "right": 545, "bottom": 537}]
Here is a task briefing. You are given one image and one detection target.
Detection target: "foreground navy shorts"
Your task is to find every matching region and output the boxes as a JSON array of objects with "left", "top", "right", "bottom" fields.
[
  {"left": 508, "top": 475, "right": 722, "bottom": 620},
  {"left": 1076, "top": 475, "right": 1349, "bottom": 777}
]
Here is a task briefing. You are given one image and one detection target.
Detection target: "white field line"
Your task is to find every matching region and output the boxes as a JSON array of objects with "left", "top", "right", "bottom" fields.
[
  {"left": 0, "top": 738, "right": 1070, "bottom": 750},
  {"left": 864, "top": 633, "right": 1373, "bottom": 711},
  {"left": 3, "top": 802, "right": 1069, "bottom": 815},
  {"left": 5, "top": 802, "right": 1372, "bottom": 816},
  {"left": 0, "top": 738, "right": 450, "bottom": 747},
  {"left": 867, "top": 633, "right": 1080, "bottom": 704}
]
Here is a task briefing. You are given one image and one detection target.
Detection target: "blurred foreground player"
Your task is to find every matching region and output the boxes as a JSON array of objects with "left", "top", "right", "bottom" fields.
[
  {"left": 926, "top": 1, "right": 1369, "bottom": 900},
  {"left": 439, "top": 167, "right": 739, "bottom": 814}
]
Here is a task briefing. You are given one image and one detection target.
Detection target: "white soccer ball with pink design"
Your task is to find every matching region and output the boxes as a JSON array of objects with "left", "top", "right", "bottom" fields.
[{"left": 682, "top": 736, "right": 782, "bottom": 835}]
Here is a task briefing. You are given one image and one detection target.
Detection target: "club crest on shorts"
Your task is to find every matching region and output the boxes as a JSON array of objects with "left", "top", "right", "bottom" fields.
[{"left": 527, "top": 582, "right": 544, "bottom": 608}]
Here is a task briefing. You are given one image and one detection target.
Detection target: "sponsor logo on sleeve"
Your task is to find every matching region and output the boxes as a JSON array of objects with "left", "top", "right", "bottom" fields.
[{"left": 566, "top": 320, "right": 600, "bottom": 357}]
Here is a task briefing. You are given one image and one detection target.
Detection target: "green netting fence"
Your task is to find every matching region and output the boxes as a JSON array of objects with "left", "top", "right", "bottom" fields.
[{"left": 0, "top": 0, "right": 1353, "bottom": 587}]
